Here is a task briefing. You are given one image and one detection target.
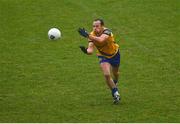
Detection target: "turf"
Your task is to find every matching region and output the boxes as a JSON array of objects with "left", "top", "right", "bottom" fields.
[{"left": 0, "top": 0, "right": 179, "bottom": 122}]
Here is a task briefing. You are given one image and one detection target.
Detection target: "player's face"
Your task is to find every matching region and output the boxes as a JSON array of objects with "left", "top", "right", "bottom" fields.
[{"left": 93, "top": 21, "right": 103, "bottom": 34}]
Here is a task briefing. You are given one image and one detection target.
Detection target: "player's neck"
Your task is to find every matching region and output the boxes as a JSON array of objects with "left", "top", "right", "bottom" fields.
[
  {"left": 94, "top": 27, "right": 106, "bottom": 36},
  {"left": 99, "top": 27, "right": 106, "bottom": 35}
]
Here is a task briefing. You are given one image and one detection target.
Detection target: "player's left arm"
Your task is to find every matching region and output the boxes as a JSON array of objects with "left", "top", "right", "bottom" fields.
[
  {"left": 87, "top": 41, "right": 94, "bottom": 55},
  {"left": 79, "top": 42, "right": 94, "bottom": 55}
]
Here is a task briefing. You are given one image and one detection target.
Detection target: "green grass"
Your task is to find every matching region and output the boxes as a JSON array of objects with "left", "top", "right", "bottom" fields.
[{"left": 0, "top": 0, "right": 179, "bottom": 122}]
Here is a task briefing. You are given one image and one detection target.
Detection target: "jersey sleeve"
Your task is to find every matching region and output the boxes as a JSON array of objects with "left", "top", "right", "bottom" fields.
[{"left": 103, "top": 29, "right": 112, "bottom": 36}]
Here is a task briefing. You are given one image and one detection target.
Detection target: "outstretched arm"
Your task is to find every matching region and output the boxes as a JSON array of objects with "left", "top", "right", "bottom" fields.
[
  {"left": 88, "top": 34, "right": 109, "bottom": 44},
  {"left": 78, "top": 27, "right": 110, "bottom": 44}
]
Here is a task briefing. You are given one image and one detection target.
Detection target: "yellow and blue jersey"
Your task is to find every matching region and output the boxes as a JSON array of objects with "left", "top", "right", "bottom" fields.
[{"left": 90, "top": 27, "right": 119, "bottom": 58}]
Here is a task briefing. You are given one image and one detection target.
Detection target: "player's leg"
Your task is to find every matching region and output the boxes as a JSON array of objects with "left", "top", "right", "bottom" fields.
[
  {"left": 112, "top": 65, "right": 120, "bottom": 85},
  {"left": 111, "top": 50, "right": 120, "bottom": 85},
  {"left": 100, "top": 62, "right": 116, "bottom": 89},
  {"left": 100, "top": 62, "right": 120, "bottom": 104}
]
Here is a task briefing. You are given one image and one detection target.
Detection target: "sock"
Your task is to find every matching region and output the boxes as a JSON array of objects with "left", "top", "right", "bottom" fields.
[
  {"left": 112, "top": 88, "right": 118, "bottom": 97},
  {"left": 113, "top": 79, "right": 118, "bottom": 85}
]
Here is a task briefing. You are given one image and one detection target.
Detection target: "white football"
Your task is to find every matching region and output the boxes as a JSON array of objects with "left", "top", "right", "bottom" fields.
[{"left": 48, "top": 28, "right": 61, "bottom": 40}]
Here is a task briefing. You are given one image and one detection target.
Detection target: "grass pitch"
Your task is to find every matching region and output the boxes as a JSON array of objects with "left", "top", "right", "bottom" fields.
[{"left": 0, "top": 0, "right": 179, "bottom": 122}]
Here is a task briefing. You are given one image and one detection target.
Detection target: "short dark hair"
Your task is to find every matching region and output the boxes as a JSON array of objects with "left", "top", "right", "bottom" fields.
[{"left": 94, "top": 18, "right": 104, "bottom": 26}]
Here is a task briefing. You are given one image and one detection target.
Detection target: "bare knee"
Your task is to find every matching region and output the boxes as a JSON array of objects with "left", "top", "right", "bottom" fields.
[
  {"left": 100, "top": 62, "right": 112, "bottom": 81},
  {"left": 112, "top": 66, "right": 120, "bottom": 76},
  {"left": 104, "top": 74, "right": 111, "bottom": 80}
]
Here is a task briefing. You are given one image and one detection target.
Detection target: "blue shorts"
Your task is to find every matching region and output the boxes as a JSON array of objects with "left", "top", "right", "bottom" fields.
[{"left": 98, "top": 50, "right": 120, "bottom": 67}]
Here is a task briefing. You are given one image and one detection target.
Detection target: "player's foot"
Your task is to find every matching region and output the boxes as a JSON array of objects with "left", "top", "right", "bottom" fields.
[{"left": 113, "top": 92, "right": 121, "bottom": 104}]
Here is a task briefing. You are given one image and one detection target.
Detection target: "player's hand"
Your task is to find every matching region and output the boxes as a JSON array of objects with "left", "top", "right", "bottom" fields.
[
  {"left": 79, "top": 45, "right": 88, "bottom": 54},
  {"left": 78, "top": 28, "right": 89, "bottom": 38}
]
